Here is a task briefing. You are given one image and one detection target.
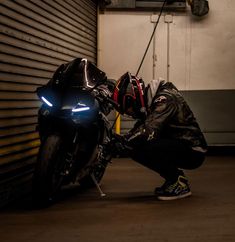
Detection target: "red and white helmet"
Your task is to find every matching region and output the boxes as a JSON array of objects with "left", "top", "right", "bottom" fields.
[{"left": 112, "top": 72, "right": 146, "bottom": 119}]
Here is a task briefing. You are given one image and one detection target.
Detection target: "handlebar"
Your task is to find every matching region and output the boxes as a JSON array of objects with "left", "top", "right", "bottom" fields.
[
  {"left": 92, "top": 87, "right": 120, "bottom": 110},
  {"left": 105, "top": 97, "right": 119, "bottom": 109}
]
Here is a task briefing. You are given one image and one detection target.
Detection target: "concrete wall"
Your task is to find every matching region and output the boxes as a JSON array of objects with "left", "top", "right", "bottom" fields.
[
  {"left": 98, "top": 0, "right": 235, "bottom": 145},
  {"left": 98, "top": 0, "right": 235, "bottom": 90}
]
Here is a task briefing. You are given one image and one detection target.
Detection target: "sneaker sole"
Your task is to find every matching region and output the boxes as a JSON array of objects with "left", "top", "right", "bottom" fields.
[{"left": 157, "top": 191, "right": 192, "bottom": 201}]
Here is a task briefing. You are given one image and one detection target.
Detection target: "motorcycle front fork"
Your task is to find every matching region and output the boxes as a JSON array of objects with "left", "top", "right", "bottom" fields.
[
  {"left": 60, "top": 131, "right": 80, "bottom": 178},
  {"left": 71, "top": 131, "right": 107, "bottom": 197}
]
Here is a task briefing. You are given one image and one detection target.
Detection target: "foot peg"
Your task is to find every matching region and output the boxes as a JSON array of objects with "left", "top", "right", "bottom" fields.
[{"left": 90, "top": 173, "right": 106, "bottom": 197}]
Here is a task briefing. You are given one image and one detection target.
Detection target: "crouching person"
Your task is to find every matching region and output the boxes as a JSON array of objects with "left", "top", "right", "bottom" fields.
[{"left": 111, "top": 72, "right": 207, "bottom": 201}]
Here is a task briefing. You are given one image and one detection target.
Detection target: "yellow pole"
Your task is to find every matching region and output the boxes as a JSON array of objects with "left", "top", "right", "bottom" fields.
[{"left": 115, "top": 112, "right": 121, "bottom": 134}]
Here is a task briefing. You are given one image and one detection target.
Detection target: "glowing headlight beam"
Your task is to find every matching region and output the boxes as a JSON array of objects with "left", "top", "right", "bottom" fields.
[
  {"left": 41, "top": 96, "right": 53, "bottom": 107},
  {"left": 72, "top": 107, "right": 90, "bottom": 112}
]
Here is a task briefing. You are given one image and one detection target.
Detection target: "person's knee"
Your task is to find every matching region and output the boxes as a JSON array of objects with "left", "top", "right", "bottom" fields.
[
  {"left": 130, "top": 149, "right": 143, "bottom": 163},
  {"left": 191, "top": 156, "right": 205, "bottom": 169},
  {"left": 181, "top": 153, "right": 205, "bottom": 170}
]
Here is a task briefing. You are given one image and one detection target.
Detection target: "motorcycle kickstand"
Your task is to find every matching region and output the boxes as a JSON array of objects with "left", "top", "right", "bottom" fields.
[{"left": 90, "top": 173, "right": 106, "bottom": 197}]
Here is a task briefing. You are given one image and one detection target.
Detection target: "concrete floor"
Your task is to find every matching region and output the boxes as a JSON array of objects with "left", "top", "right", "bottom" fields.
[{"left": 0, "top": 156, "right": 235, "bottom": 242}]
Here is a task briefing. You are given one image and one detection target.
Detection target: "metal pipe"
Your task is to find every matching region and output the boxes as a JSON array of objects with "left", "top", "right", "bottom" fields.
[
  {"left": 167, "top": 21, "right": 170, "bottom": 82},
  {"left": 164, "top": 14, "right": 173, "bottom": 82},
  {"left": 153, "top": 27, "right": 157, "bottom": 80},
  {"left": 115, "top": 112, "right": 121, "bottom": 134},
  {"left": 151, "top": 14, "right": 159, "bottom": 80}
]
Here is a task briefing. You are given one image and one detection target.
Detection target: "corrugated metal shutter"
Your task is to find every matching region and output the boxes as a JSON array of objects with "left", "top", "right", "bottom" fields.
[{"left": 0, "top": 0, "right": 97, "bottom": 206}]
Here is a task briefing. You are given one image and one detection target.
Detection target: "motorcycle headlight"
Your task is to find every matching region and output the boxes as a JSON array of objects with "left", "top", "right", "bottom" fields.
[
  {"left": 41, "top": 96, "right": 53, "bottom": 107},
  {"left": 72, "top": 103, "right": 90, "bottom": 113}
]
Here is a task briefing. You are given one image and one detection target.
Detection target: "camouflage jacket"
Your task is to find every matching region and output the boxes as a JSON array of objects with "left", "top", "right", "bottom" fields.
[{"left": 126, "top": 81, "right": 208, "bottom": 153}]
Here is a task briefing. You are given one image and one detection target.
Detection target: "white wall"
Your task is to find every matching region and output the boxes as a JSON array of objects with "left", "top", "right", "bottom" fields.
[{"left": 98, "top": 0, "right": 235, "bottom": 90}]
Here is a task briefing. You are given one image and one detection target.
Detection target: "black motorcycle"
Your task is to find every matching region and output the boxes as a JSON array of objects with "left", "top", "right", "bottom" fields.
[{"left": 32, "top": 58, "right": 116, "bottom": 206}]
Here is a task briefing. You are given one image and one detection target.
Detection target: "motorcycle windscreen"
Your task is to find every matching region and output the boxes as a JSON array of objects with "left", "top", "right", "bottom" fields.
[
  {"left": 70, "top": 58, "right": 107, "bottom": 89},
  {"left": 44, "top": 58, "right": 107, "bottom": 91},
  {"left": 52, "top": 58, "right": 106, "bottom": 89}
]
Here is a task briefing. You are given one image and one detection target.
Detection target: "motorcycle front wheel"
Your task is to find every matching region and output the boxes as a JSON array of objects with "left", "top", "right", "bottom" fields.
[{"left": 32, "top": 134, "right": 65, "bottom": 207}]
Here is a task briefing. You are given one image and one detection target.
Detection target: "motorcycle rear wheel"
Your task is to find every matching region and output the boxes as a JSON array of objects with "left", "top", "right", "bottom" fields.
[{"left": 32, "top": 135, "right": 65, "bottom": 207}]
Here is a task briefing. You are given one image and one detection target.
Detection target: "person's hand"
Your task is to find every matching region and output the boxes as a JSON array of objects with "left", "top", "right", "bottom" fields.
[
  {"left": 108, "top": 133, "right": 132, "bottom": 157},
  {"left": 112, "top": 133, "right": 126, "bottom": 144}
]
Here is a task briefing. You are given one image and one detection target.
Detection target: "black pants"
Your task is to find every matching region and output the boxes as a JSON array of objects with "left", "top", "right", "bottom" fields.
[{"left": 130, "top": 139, "right": 205, "bottom": 181}]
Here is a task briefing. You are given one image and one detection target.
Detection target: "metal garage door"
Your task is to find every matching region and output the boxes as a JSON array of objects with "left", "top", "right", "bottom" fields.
[{"left": 0, "top": 0, "right": 97, "bottom": 206}]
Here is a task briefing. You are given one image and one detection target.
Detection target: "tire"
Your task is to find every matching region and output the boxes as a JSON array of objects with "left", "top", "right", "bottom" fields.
[{"left": 32, "top": 135, "right": 65, "bottom": 207}]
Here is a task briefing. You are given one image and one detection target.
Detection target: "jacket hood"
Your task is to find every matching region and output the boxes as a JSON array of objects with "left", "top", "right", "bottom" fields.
[{"left": 146, "top": 78, "right": 166, "bottom": 107}]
